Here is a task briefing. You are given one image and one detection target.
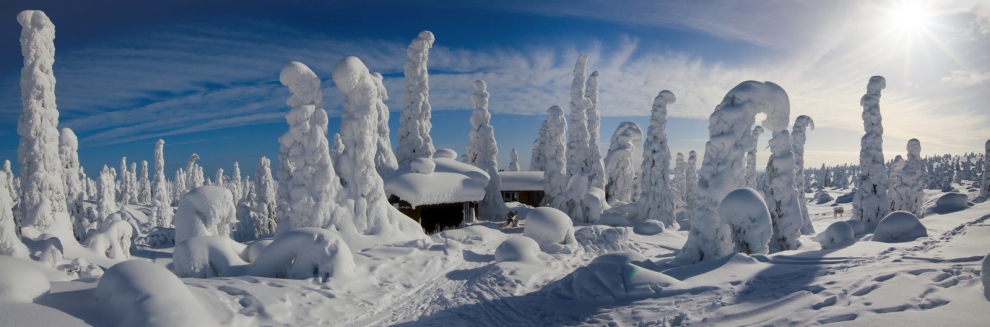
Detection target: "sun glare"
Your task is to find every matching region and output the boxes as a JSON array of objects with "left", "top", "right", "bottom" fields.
[{"left": 887, "top": 1, "right": 931, "bottom": 33}]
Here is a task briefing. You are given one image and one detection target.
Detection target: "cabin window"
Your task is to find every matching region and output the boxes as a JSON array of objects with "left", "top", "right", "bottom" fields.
[{"left": 502, "top": 191, "right": 519, "bottom": 202}]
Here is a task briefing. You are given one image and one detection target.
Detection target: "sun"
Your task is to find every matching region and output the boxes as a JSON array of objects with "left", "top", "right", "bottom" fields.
[{"left": 886, "top": 1, "right": 932, "bottom": 34}]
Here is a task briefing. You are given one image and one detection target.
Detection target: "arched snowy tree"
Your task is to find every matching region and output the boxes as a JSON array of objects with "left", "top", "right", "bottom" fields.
[
  {"left": 151, "top": 139, "right": 172, "bottom": 228},
  {"left": 466, "top": 80, "right": 507, "bottom": 221},
  {"left": 17, "top": 10, "right": 66, "bottom": 231},
  {"left": 586, "top": 71, "right": 605, "bottom": 190},
  {"left": 508, "top": 148, "right": 520, "bottom": 172},
  {"left": 852, "top": 76, "right": 890, "bottom": 231},
  {"left": 791, "top": 115, "right": 815, "bottom": 235},
  {"left": 542, "top": 105, "right": 568, "bottom": 210},
  {"left": 746, "top": 126, "right": 765, "bottom": 189},
  {"left": 894, "top": 139, "right": 925, "bottom": 216},
  {"left": 59, "top": 128, "right": 87, "bottom": 239},
  {"left": 604, "top": 122, "right": 642, "bottom": 204},
  {"left": 638, "top": 90, "right": 678, "bottom": 227},
  {"left": 371, "top": 72, "right": 399, "bottom": 176},
  {"left": 530, "top": 120, "right": 549, "bottom": 171},
  {"left": 396, "top": 31, "right": 436, "bottom": 166},
  {"left": 677, "top": 81, "right": 790, "bottom": 264},
  {"left": 764, "top": 130, "right": 803, "bottom": 253},
  {"left": 566, "top": 55, "right": 593, "bottom": 218}
]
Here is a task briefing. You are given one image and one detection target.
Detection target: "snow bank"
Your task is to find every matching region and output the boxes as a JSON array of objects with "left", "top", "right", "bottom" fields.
[
  {"left": 174, "top": 186, "right": 236, "bottom": 244},
  {"left": 844, "top": 219, "right": 866, "bottom": 238},
  {"left": 923, "top": 192, "right": 972, "bottom": 215},
  {"left": 522, "top": 207, "right": 576, "bottom": 252},
  {"left": 550, "top": 251, "right": 679, "bottom": 302},
  {"left": 813, "top": 221, "right": 855, "bottom": 249},
  {"left": 872, "top": 211, "right": 928, "bottom": 243},
  {"left": 96, "top": 260, "right": 217, "bottom": 327},
  {"left": 410, "top": 157, "right": 436, "bottom": 174},
  {"left": 248, "top": 228, "right": 354, "bottom": 281},
  {"left": 633, "top": 220, "right": 665, "bottom": 235},
  {"left": 719, "top": 188, "right": 772, "bottom": 255},
  {"left": 575, "top": 226, "right": 630, "bottom": 253},
  {"left": 0, "top": 255, "right": 50, "bottom": 302},
  {"left": 173, "top": 236, "right": 248, "bottom": 278},
  {"left": 494, "top": 236, "right": 541, "bottom": 263}
]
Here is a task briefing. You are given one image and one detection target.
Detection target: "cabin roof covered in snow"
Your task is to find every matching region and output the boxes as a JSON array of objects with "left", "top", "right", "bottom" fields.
[
  {"left": 499, "top": 171, "right": 545, "bottom": 191},
  {"left": 383, "top": 155, "right": 490, "bottom": 207}
]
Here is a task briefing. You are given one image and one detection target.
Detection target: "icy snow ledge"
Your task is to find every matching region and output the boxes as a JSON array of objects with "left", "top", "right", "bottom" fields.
[
  {"left": 0, "top": 255, "right": 51, "bottom": 302},
  {"left": 872, "top": 211, "right": 927, "bottom": 243},
  {"left": 550, "top": 251, "right": 680, "bottom": 302},
  {"left": 97, "top": 260, "right": 217, "bottom": 327}
]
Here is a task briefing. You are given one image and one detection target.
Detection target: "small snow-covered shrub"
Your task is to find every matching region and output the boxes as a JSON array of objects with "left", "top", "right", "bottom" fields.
[
  {"left": 174, "top": 186, "right": 236, "bottom": 244},
  {"left": 0, "top": 256, "right": 50, "bottom": 302},
  {"left": 550, "top": 251, "right": 678, "bottom": 302},
  {"left": 97, "top": 260, "right": 216, "bottom": 327},
  {"left": 494, "top": 236, "right": 541, "bottom": 263},
  {"left": 719, "top": 188, "right": 773, "bottom": 255},
  {"left": 173, "top": 236, "right": 249, "bottom": 278},
  {"left": 872, "top": 211, "right": 928, "bottom": 243},
  {"left": 575, "top": 226, "right": 630, "bottom": 253},
  {"left": 58, "top": 257, "right": 104, "bottom": 279},
  {"left": 522, "top": 207, "right": 576, "bottom": 252},
  {"left": 633, "top": 220, "right": 665, "bottom": 235},
  {"left": 83, "top": 220, "right": 135, "bottom": 260},
  {"left": 814, "top": 221, "right": 855, "bottom": 249},
  {"left": 137, "top": 227, "right": 175, "bottom": 248},
  {"left": 248, "top": 228, "right": 354, "bottom": 281}
]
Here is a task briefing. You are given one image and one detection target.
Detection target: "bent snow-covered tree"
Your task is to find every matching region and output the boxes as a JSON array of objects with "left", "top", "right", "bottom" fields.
[
  {"left": 852, "top": 76, "right": 890, "bottom": 230},
  {"left": 791, "top": 115, "right": 815, "bottom": 235},
  {"left": 604, "top": 122, "right": 642, "bottom": 204},
  {"left": 638, "top": 91, "right": 678, "bottom": 227},
  {"left": 17, "top": 10, "right": 66, "bottom": 231},
  {"left": 371, "top": 72, "right": 399, "bottom": 176},
  {"left": 542, "top": 105, "right": 569, "bottom": 210},
  {"left": 466, "top": 80, "right": 507, "bottom": 221},
  {"left": 764, "top": 130, "right": 803, "bottom": 253},
  {"left": 745, "top": 126, "right": 765, "bottom": 189},
  {"left": 585, "top": 71, "right": 606, "bottom": 190},
  {"left": 677, "top": 81, "right": 791, "bottom": 264},
  {"left": 396, "top": 31, "right": 436, "bottom": 166}
]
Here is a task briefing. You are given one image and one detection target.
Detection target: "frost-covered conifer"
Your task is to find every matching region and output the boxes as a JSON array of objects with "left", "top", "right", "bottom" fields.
[
  {"left": 466, "top": 80, "right": 507, "bottom": 221},
  {"left": 396, "top": 31, "right": 436, "bottom": 166},
  {"left": 894, "top": 139, "right": 925, "bottom": 216},
  {"left": 253, "top": 157, "right": 278, "bottom": 238},
  {"left": 586, "top": 71, "right": 606, "bottom": 190},
  {"left": 97, "top": 165, "right": 118, "bottom": 221},
  {"left": 118, "top": 157, "right": 127, "bottom": 203},
  {"left": 2, "top": 161, "right": 15, "bottom": 205},
  {"left": 542, "top": 105, "right": 568, "bottom": 210},
  {"left": 151, "top": 140, "right": 172, "bottom": 227},
  {"left": 764, "top": 130, "right": 803, "bottom": 252},
  {"left": 371, "top": 72, "right": 399, "bottom": 176},
  {"left": 127, "top": 162, "right": 138, "bottom": 204},
  {"left": 745, "top": 126, "right": 764, "bottom": 189},
  {"left": 508, "top": 148, "right": 520, "bottom": 172},
  {"left": 229, "top": 162, "right": 242, "bottom": 203},
  {"left": 277, "top": 61, "right": 347, "bottom": 232},
  {"left": 331, "top": 133, "right": 345, "bottom": 171},
  {"left": 685, "top": 150, "right": 699, "bottom": 215},
  {"left": 59, "top": 128, "right": 87, "bottom": 239},
  {"left": 982, "top": 140, "right": 990, "bottom": 198},
  {"left": 677, "top": 81, "right": 790, "bottom": 263},
  {"left": 214, "top": 168, "right": 225, "bottom": 188},
  {"left": 17, "top": 10, "right": 66, "bottom": 231},
  {"left": 604, "top": 122, "right": 642, "bottom": 204},
  {"left": 1, "top": 174, "right": 28, "bottom": 257},
  {"left": 852, "top": 76, "right": 890, "bottom": 230},
  {"left": 186, "top": 154, "right": 203, "bottom": 191},
  {"left": 530, "top": 121, "right": 549, "bottom": 172},
  {"left": 138, "top": 161, "right": 150, "bottom": 205},
  {"left": 638, "top": 90, "right": 678, "bottom": 227},
  {"left": 791, "top": 115, "right": 815, "bottom": 234},
  {"left": 674, "top": 153, "right": 687, "bottom": 203},
  {"left": 888, "top": 155, "right": 905, "bottom": 211},
  {"left": 566, "top": 55, "right": 592, "bottom": 189},
  {"left": 172, "top": 169, "right": 186, "bottom": 207}
]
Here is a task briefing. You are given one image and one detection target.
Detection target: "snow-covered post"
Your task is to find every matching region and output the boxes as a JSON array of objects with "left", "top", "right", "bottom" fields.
[
  {"left": 982, "top": 140, "right": 990, "bottom": 198},
  {"left": 542, "top": 105, "right": 569, "bottom": 210},
  {"left": 674, "top": 153, "right": 687, "bottom": 203},
  {"left": 396, "top": 31, "right": 436, "bottom": 166},
  {"left": 677, "top": 81, "right": 791, "bottom": 263},
  {"left": 151, "top": 140, "right": 172, "bottom": 228},
  {"left": 586, "top": 71, "right": 606, "bottom": 190},
  {"left": 276, "top": 61, "right": 347, "bottom": 233},
  {"left": 17, "top": 10, "right": 66, "bottom": 231},
  {"left": 466, "top": 80, "right": 507, "bottom": 220},
  {"left": 764, "top": 130, "right": 803, "bottom": 252},
  {"left": 59, "top": 128, "right": 87, "bottom": 239},
  {"left": 745, "top": 126, "right": 765, "bottom": 189},
  {"left": 331, "top": 56, "right": 396, "bottom": 234},
  {"left": 508, "top": 148, "right": 520, "bottom": 172},
  {"left": 638, "top": 90, "right": 678, "bottom": 227},
  {"left": 370, "top": 72, "right": 399, "bottom": 176},
  {"left": 852, "top": 76, "right": 890, "bottom": 231},
  {"left": 603, "top": 122, "right": 642, "bottom": 204},
  {"left": 530, "top": 121, "right": 548, "bottom": 171},
  {"left": 685, "top": 150, "right": 699, "bottom": 217},
  {"left": 253, "top": 157, "right": 278, "bottom": 238},
  {"left": 791, "top": 115, "right": 815, "bottom": 235}
]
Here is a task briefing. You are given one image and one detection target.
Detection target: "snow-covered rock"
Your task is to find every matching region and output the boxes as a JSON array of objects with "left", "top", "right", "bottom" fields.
[
  {"left": 845, "top": 219, "right": 866, "bottom": 238},
  {"left": 813, "top": 221, "right": 855, "bottom": 249},
  {"left": 633, "top": 220, "right": 665, "bottom": 235},
  {"left": 0, "top": 255, "right": 50, "bottom": 302},
  {"left": 96, "top": 260, "right": 217, "bottom": 327},
  {"left": 872, "top": 211, "right": 928, "bottom": 243},
  {"left": 719, "top": 188, "right": 772, "bottom": 255},
  {"left": 522, "top": 207, "right": 576, "bottom": 252},
  {"left": 494, "top": 236, "right": 541, "bottom": 263},
  {"left": 550, "top": 251, "right": 678, "bottom": 302},
  {"left": 174, "top": 186, "right": 236, "bottom": 244}
]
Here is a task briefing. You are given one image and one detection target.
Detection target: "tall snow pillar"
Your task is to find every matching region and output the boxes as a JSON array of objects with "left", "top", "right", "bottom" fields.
[
  {"left": 396, "top": 31, "right": 436, "bottom": 166},
  {"left": 852, "top": 76, "right": 890, "bottom": 231},
  {"left": 638, "top": 90, "right": 678, "bottom": 228},
  {"left": 791, "top": 115, "right": 815, "bottom": 235}
]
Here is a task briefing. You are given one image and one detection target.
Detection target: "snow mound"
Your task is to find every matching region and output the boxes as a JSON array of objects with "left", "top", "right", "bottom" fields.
[
  {"left": 575, "top": 226, "right": 630, "bottom": 254},
  {"left": 814, "top": 192, "right": 833, "bottom": 204},
  {"left": 173, "top": 236, "right": 248, "bottom": 278},
  {"left": 439, "top": 225, "right": 507, "bottom": 246},
  {"left": 82, "top": 220, "right": 135, "bottom": 260},
  {"left": 835, "top": 190, "right": 855, "bottom": 204},
  {"left": 872, "top": 211, "right": 928, "bottom": 243},
  {"left": 813, "top": 221, "right": 855, "bottom": 249},
  {"left": 633, "top": 220, "right": 665, "bottom": 235},
  {"left": 433, "top": 148, "right": 457, "bottom": 159},
  {"left": 96, "top": 260, "right": 217, "bottom": 327},
  {"left": 844, "top": 219, "right": 866, "bottom": 237},
  {"left": 550, "top": 251, "right": 679, "bottom": 302},
  {"left": 58, "top": 257, "right": 104, "bottom": 279},
  {"left": 0, "top": 256, "right": 50, "bottom": 302},
  {"left": 494, "top": 236, "right": 541, "bottom": 263},
  {"left": 410, "top": 157, "right": 436, "bottom": 174},
  {"left": 137, "top": 227, "right": 175, "bottom": 248},
  {"left": 522, "top": 207, "right": 576, "bottom": 252},
  {"left": 248, "top": 228, "right": 354, "bottom": 281},
  {"left": 174, "top": 186, "right": 236, "bottom": 244},
  {"left": 923, "top": 192, "right": 972, "bottom": 215},
  {"left": 719, "top": 188, "right": 772, "bottom": 255}
]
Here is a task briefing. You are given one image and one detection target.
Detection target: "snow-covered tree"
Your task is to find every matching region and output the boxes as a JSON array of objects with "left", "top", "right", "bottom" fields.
[
  {"left": 585, "top": 71, "right": 606, "bottom": 190},
  {"left": 97, "top": 165, "right": 118, "bottom": 221},
  {"left": 229, "top": 162, "right": 243, "bottom": 203},
  {"left": 888, "top": 155, "right": 905, "bottom": 212},
  {"left": 894, "top": 139, "right": 925, "bottom": 216},
  {"left": 764, "top": 130, "right": 803, "bottom": 252},
  {"left": 685, "top": 150, "right": 699, "bottom": 217},
  {"left": 566, "top": 55, "right": 592, "bottom": 192},
  {"left": 331, "top": 133, "right": 345, "bottom": 171},
  {"left": 151, "top": 140, "right": 172, "bottom": 228},
  {"left": 118, "top": 157, "right": 128, "bottom": 203},
  {"left": 604, "top": 122, "right": 642, "bottom": 204},
  {"left": 852, "top": 76, "right": 890, "bottom": 230},
  {"left": 17, "top": 10, "right": 66, "bottom": 231},
  {"left": 677, "top": 81, "right": 790, "bottom": 264},
  {"left": 396, "top": 31, "right": 436, "bottom": 166},
  {"left": 2, "top": 161, "right": 15, "bottom": 206},
  {"left": 214, "top": 168, "right": 225, "bottom": 188},
  {"left": 673, "top": 152, "right": 687, "bottom": 203},
  {"left": 745, "top": 126, "right": 765, "bottom": 189},
  {"left": 542, "top": 105, "right": 568, "bottom": 210},
  {"left": 0, "top": 173, "right": 28, "bottom": 258},
  {"left": 253, "top": 157, "right": 278, "bottom": 238},
  {"left": 370, "top": 72, "right": 399, "bottom": 176},
  {"left": 127, "top": 162, "right": 138, "bottom": 204},
  {"left": 277, "top": 61, "right": 347, "bottom": 232},
  {"left": 791, "top": 115, "right": 815, "bottom": 235},
  {"left": 638, "top": 90, "right": 678, "bottom": 227},
  {"left": 466, "top": 80, "right": 507, "bottom": 221},
  {"left": 982, "top": 140, "right": 990, "bottom": 198},
  {"left": 138, "top": 161, "right": 150, "bottom": 205},
  {"left": 172, "top": 169, "right": 186, "bottom": 207},
  {"left": 186, "top": 154, "right": 203, "bottom": 191},
  {"left": 508, "top": 148, "right": 520, "bottom": 172},
  {"left": 530, "top": 121, "right": 549, "bottom": 171},
  {"left": 59, "top": 128, "right": 87, "bottom": 239}
]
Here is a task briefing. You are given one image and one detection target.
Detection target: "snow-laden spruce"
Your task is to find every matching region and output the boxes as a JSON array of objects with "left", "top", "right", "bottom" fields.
[
  {"left": 791, "top": 115, "right": 815, "bottom": 234},
  {"left": 674, "top": 153, "right": 687, "bottom": 204},
  {"left": 228, "top": 162, "right": 243, "bottom": 204},
  {"left": 0, "top": 174, "right": 30, "bottom": 258},
  {"left": 677, "top": 81, "right": 790, "bottom": 263},
  {"left": 764, "top": 130, "right": 803, "bottom": 253},
  {"left": 542, "top": 105, "right": 569, "bottom": 210},
  {"left": 745, "top": 126, "right": 764, "bottom": 189},
  {"left": 17, "top": 10, "right": 67, "bottom": 231},
  {"left": 685, "top": 150, "right": 699, "bottom": 220},
  {"left": 186, "top": 154, "right": 204, "bottom": 191},
  {"left": 586, "top": 71, "right": 606, "bottom": 190},
  {"left": 275, "top": 61, "right": 348, "bottom": 232},
  {"left": 96, "top": 165, "right": 118, "bottom": 223},
  {"left": 530, "top": 120, "right": 549, "bottom": 171},
  {"left": 172, "top": 168, "right": 186, "bottom": 206},
  {"left": 982, "top": 140, "right": 990, "bottom": 198},
  {"left": 465, "top": 79, "right": 507, "bottom": 221},
  {"left": 252, "top": 157, "right": 278, "bottom": 238},
  {"left": 638, "top": 90, "right": 678, "bottom": 228},
  {"left": 566, "top": 55, "right": 593, "bottom": 219},
  {"left": 508, "top": 148, "right": 520, "bottom": 172},
  {"left": 604, "top": 122, "right": 642, "bottom": 204},
  {"left": 59, "top": 128, "right": 88, "bottom": 240},
  {"left": 893, "top": 139, "right": 925, "bottom": 216},
  {"left": 371, "top": 72, "right": 399, "bottom": 176},
  {"left": 138, "top": 161, "right": 150, "bottom": 205},
  {"left": 852, "top": 76, "right": 890, "bottom": 231},
  {"left": 888, "top": 155, "right": 905, "bottom": 211},
  {"left": 214, "top": 168, "right": 225, "bottom": 188},
  {"left": 396, "top": 31, "right": 436, "bottom": 166}
]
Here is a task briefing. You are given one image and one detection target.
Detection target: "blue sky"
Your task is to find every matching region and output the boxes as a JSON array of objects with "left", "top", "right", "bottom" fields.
[{"left": 1, "top": 0, "right": 988, "bottom": 178}]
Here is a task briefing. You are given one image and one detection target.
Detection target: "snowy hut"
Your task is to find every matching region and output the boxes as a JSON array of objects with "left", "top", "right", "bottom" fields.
[
  {"left": 498, "top": 171, "right": 545, "bottom": 207},
  {"left": 383, "top": 149, "right": 490, "bottom": 233}
]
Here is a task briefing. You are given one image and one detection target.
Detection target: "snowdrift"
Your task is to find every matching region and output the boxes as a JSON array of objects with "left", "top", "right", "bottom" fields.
[
  {"left": 924, "top": 192, "right": 972, "bottom": 216},
  {"left": 0, "top": 255, "right": 50, "bottom": 302},
  {"left": 523, "top": 207, "right": 576, "bottom": 252},
  {"left": 813, "top": 221, "right": 855, "bottom": 249},
  {"left": 872, "top": 211, "right": 928, "bottom": 243},
  {"left": 96, "top": 260, "right": 217, "bottom": 327},
  {"left": 494, "top": 236, "right": 541, "bottom": 263},
  {"left": 550, "top": 251, "right": 679, "bottom": 302}
]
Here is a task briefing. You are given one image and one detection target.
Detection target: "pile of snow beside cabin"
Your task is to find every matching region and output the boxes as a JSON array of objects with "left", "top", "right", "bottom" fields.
[{"left": 5, "top": 180, "right": 989, "bottom": 326}]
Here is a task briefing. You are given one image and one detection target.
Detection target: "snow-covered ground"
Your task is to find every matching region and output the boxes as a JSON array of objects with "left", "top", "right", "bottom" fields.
[{"left": 3, "top": 183, "right": 986, "bottom": 326}]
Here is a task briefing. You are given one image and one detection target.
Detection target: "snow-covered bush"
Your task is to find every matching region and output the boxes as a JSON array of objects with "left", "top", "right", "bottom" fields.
[
  {"left": 719, "top": 188, "right": 773, "bottom": 255},
  {"left": 83, "top": 219, "right": 135, "bottom": 260},
  {"left": 542, "top": 105, "right": 568, "bottom": 209},
  {"left": 585, "top": 70, "right": 606, "bottom": 191},
  {"left": 248, "top": 227, "right": 355, "bottom": 281},
  {"left": 852, "top": 76, "right": 890, "bottom": 231},
  {"left": 174, "top": 186, "right": 236, "bottom": 244},
  {"left": 604, "top": 122, "right": 642, "bottom": 204},
  {"left": 814, "top": 221, "right": 855, "bottom": 249},
  {"left": 575, "top": 226, "right": 630, "bottom": 253},
  {"left": 764, "top": 130, "right": 803, "bottom": 253},
  {"left": 523, "top": 207, "right": 576, "bottom": 252},
  {"left": 550, "top": 251, "right": 678, "bottom": 302},
  {"left": 96, "top": 260, "right": 217, "bottom": 326},
  {"left": 466, "top": 79, "right": 506, "bottom": 221},
  {"left": 583, "top": 187, "right": 606, "bottom": 223},
  {"left": 173, "top": 235, "right": 249, "bottom": 278},
  {"left": 872, "top": 211, "right": 928, "bottom": 243},
  {"left": 745, "top": 126, "right": 764, "bottom": 188},
  {"left": 58, "top": 257, "right": 104, "bottom": 279},
  {"left": 0, "top": 255, "right": 50, "bottom": 302},
  {"left": 396, "top": 31, "right": 436, "bottom": 166},
  {"left": 494, "top": 236, "right": 541, "bottom": 263},
  {"left": 792, "top": 115, "right": 814, "bottom": 234},
  {"left": 633, "top": 220, "right": 665, "bottom": 235},
  {"left": 638, "top": 90, "right": 678, "bottom": 228}
]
